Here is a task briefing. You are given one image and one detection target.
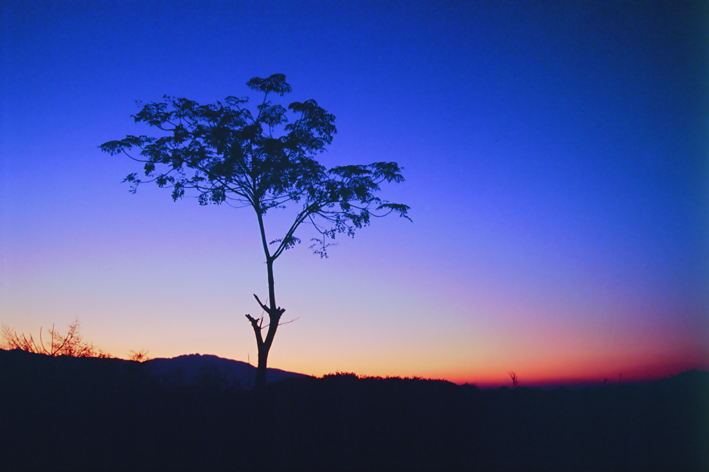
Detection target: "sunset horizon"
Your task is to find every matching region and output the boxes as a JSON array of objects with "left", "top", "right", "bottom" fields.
[{"left": 2, "top": 0, "right": 707, "bottom": 401}]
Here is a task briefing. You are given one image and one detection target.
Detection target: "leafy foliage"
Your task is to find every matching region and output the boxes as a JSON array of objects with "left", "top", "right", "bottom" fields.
[{"left": 100, "top": 73, "right": 410, "bottom": 259}]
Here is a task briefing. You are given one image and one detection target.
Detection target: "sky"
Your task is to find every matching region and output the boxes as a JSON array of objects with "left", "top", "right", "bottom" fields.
[{"left": 1, "top": 0, "right": 707, "bottom": 387}]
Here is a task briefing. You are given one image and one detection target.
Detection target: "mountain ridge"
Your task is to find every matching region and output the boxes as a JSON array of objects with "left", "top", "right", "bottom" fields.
[{"left": 144, "top": 352, "right": 311, "bottom": 389}]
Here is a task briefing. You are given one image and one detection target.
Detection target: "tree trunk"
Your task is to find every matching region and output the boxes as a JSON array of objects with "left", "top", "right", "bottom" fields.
[
  {"left": 254, "top": 343, "right": 270, "bottom": 394},
  {"left": 248, "top": 259, "right": 284, "bottom": 394},
  {"left": 248, "top": 212, "right": 286, "bottom": 394}
]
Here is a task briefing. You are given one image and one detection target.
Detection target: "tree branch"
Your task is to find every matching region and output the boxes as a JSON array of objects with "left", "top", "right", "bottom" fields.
[
  {"left": 253, "top": 294, "right": 269, "bottom": 313},
  {"left": 245, "top": 314, "right": 264, "bottom": 347},
  {"left": 253, "top": 294, "right": 285, "bottom": 319},
  {"left": 272, "top": 201, "right": 324, "bottom": 260}
]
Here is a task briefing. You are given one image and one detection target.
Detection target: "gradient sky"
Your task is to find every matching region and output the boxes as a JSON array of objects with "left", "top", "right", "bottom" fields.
[{"left": 2, "top": 0, "right": 707, "bottom": 387}]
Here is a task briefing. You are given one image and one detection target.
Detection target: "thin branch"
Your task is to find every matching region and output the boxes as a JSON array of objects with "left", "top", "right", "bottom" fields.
[
  {"left": 122, "top": 149, "right": 149, "bottom": 163},
  {"left": 259, "top": 315, "right": 297, "bottom": 330},
  {"left": 277, "top": 317, "right": 300, "bottom": 327}
]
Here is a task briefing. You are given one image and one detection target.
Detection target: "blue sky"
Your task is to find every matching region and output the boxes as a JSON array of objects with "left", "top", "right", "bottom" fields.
[{"left": 1, "top": 0, "right": 707, "bottom": 385}]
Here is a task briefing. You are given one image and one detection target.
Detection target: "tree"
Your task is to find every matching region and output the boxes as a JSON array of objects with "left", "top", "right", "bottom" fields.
[
  {"left": 508, "top": 371, "right": 519, "bottom": 388},
  {"left": 100, "top": 74, "right": 410, "bottom": 392}
]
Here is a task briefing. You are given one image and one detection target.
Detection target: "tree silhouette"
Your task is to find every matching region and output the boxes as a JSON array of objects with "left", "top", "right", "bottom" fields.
[
  {"left": 100, "top": 74, "right": 410, "bottom": 392},
  {"left": 508, "top": 371, "right": 519, "bottom": 388}
]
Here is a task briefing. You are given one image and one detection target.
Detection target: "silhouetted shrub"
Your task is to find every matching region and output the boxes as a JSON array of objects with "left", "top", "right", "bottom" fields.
[{"left": 1, "top": 320, "right": 110, "bottom": 358}]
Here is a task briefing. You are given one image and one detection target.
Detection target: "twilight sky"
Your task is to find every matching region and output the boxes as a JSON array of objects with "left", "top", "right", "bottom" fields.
[{"left": 2, "top": 0, "right": 707, "bottom": 386}]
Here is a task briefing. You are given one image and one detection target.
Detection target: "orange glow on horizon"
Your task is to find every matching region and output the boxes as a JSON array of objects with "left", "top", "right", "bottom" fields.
[{"left": 436, "top": 351, "right": 709, "bottom": 387}]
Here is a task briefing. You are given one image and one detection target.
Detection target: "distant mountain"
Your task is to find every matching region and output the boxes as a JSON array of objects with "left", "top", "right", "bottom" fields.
[
  {"left": 144, "top": 353, "right": 310, "bottom": 390},
  {"left": 0, "top": 348, "right": 309, "bottom": 390}
]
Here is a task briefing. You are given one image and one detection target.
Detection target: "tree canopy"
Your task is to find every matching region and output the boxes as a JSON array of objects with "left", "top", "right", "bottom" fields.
[{"left": 100, "top": 74, "right": 409, "bottom": 259}]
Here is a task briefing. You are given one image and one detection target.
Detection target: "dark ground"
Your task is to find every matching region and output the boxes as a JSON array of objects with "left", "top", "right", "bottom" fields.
[{"left": 1, "top": 349, "right": 707, "bottom": 471}]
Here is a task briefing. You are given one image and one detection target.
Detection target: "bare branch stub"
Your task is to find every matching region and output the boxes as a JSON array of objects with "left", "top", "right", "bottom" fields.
[
  {"left": 245, "top": 314, "right": 261, "bottom": 330},
  {"left": 253, "top": 293, "right": 286, "bottom": 319},
  {"left": 245, "top": 314, "right": 265, "bottom": 347}
]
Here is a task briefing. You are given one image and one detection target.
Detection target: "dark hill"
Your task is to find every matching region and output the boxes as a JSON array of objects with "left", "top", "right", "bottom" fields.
[
  {"left": 144, "top": 353, "right": 310, "bottom": 389},
  {"left": 1, "top": 348, "right": 707, "bottom": 472},
  {"left": 0, "top": 348, "right": 308, "bottom": 390}
]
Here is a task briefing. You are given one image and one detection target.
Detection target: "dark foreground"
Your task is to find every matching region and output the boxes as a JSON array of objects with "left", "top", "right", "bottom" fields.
[{"left": 1, "top": 349, "right": 707, "bottom": 472}]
